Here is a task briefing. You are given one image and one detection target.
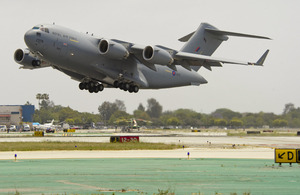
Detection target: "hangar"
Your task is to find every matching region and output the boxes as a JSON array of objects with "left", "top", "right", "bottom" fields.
[{"left": 0, "top": 105, "right": 35, "bottom": 126}]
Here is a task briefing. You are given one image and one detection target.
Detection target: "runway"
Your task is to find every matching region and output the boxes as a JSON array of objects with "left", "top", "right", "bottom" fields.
[
  {"left": 1, "top": 134, "right": 300, "bottom": 147},
  {"left": 0, "top": 158, "right": 299, "bottom": 194},
  {"left": 0, "top": 134, "right": 299, "bottom": 160},
  {"left": 0, "top": 148, "right": 274, "bottom": 160},
  {"left": 1, "top": 132, "right": 300, "bottom": 194}
]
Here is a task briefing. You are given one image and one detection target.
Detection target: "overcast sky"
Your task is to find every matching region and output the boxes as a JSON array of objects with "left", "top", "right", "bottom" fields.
[{"left": 1, "top": 0, "right": 299, "bottom": 115}]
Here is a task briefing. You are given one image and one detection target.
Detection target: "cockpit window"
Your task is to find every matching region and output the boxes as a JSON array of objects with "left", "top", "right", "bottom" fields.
[
  {"left": 32, "top": 26, "right": 40, "bottom": 30},
  {"left": 40, "top": 27, "right": 49, "bottom": 33}
]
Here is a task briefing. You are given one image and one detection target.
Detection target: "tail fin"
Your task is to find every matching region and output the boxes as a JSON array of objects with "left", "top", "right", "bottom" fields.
[
  {"left": 179, "top": 23, "right": 226, "bottom": 56},
  {"left": 179, "top": 23, "right": 271, "bottom": 71},
  {"left": 179, "top": 23, "right": 228, "bottom": 71}
]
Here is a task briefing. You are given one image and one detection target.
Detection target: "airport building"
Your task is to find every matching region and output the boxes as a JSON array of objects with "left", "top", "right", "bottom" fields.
[{"left": 0, "top": 105, "right": 35, "bottom": 125}]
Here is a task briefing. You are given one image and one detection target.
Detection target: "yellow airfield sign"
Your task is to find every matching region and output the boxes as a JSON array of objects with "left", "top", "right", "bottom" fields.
[{"left": 275, "top": 149, "right": 297, "bottom": 163}]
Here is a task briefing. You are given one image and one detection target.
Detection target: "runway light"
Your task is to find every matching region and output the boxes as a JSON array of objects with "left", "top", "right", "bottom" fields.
[
  {"left": 187, "top": 152, "right": 190, "bottom": 160},
  {"left": 14, "top": 154, "right": 17, "bottom": 162},
  {"left": 183, "top": 145, "right": 184, "bottom": 150}
]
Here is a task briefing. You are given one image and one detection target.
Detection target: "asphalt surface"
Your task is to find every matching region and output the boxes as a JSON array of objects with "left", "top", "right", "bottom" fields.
[
  {"left": 1, "top": 131, "right": 300, "bottom": 194},
  {"left": 1, "top": 158, "right": 299, "bottom": 194},
  {"left": 1, "top": 133, "right": 300, "bottom": 148}
]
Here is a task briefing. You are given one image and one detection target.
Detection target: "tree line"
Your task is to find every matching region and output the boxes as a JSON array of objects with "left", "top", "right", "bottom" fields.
[{"left": 31, "top": 94, "right": 300, "bottom": 128}]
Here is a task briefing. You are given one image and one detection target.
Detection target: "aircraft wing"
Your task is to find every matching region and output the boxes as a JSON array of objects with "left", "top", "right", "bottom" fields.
[
  {"left": 129, "top": 42, "right": 269, "bottom": 71},
  {"left": 174, "top": 49, "right": 269, "bottom": 70},
  {"left": 110, "top": 38, "right": 269, "bottom": 72},
  {"left": 130, "top": 44, "right": 158, "bottom": 71}
]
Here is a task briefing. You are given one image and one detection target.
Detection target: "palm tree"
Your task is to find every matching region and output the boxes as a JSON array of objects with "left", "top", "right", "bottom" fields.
[
  {"left": 41, "top": 93, "right": 49, "bottom": 100},
  {"left": 36, "top": 93, "right": 42, "bottom": 109}
]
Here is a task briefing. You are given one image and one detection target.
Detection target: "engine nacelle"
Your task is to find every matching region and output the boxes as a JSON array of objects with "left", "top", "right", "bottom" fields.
[
  {"left": 143, "top": 46, "right": 174, "bottom": 65},
  {"left": 98, "top": 39, "right": 129, "bottom": 60},
  {"left": 14, "top": 49, "right": 41, "bottom": 67}
]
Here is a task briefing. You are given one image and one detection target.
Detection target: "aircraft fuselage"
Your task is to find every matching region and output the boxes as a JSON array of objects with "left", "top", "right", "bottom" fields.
[
  {"left": 15, "top": 23, "right": 269, "bottom": 93},
  {"left": 22, "top": 24, "right": 206, "bottom": 92}
]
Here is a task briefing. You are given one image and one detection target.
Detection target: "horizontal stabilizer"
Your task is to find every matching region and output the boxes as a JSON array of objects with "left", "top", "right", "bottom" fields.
[
  {"left": 178, "top": 31, "right": 195, "bottom": 42},
  {"left": 205, "top": 28, "right": 271, "bottom": 40},
  {"left": 178, "top": 25, "right": 271, "bottom": 42}
]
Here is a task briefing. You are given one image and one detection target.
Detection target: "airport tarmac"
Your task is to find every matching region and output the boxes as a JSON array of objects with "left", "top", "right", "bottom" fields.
[
  {"left": 0, "top": 134, "right": 300, "bottom": 148},
  {"left": 0, "top": 135, "right": 300, "bottom": 160},
  {"left": 0, "top": 158, "right": 299, "bottom": 194},
  {"left": 0, "top": 148, "right": 274, "bottom": 160},
  {"left": 1, "top": 132, "right": 300, "bottom": 194}
]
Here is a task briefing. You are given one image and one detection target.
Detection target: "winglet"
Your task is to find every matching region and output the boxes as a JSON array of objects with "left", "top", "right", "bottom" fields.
[
  {"left": 248, "top": 49, "right": 269, "bottom": 66},
  {"left": 256, "top": 49, "right": 269, "bottom": 65}
]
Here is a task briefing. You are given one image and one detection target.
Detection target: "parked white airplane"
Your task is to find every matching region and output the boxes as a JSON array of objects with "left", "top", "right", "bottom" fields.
[{"left": 37, "top": 119, "right": 55, "bottom": 130}]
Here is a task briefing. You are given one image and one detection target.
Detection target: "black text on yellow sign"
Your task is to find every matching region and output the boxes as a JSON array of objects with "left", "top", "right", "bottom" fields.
[
  {"left": 275, "top": 149, "right": 297, "bottom": 163},
  {"left": 34, "top": 131, "right": 44, "bottom": 137},
  {"left": 67, "top": 129, "right": 75, "bottom": 133}
]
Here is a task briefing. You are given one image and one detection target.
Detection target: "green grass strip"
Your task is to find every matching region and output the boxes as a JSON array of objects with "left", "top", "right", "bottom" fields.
[{"left": 0, "top": 142, "right": 180, "bottom": 151}]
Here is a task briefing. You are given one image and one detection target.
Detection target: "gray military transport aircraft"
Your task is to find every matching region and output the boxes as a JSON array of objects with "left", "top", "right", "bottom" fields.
[{"left": 14, "top": 23, "right": 270, "bottom": 93}]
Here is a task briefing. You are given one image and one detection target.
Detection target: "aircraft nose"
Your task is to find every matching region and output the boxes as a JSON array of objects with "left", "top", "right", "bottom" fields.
[{"left": 24, "top": 30, "right": 36, "bottom": 48}]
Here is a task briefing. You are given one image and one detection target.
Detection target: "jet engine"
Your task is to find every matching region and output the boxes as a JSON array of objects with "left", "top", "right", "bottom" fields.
[
  {"left": 98, "top": 39, "right": 129, "bottom": 60},
  {"left": 14, "top": 49, "right": 41, "bottom": 67},
  {"left": 143, "top": 46, "right": 174, "bottom": 65}
]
